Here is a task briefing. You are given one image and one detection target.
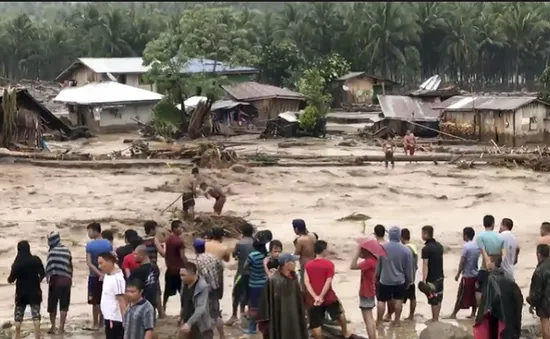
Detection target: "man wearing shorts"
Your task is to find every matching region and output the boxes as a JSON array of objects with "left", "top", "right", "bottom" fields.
[
  {"left": 182, "top": 167, "right": 200, "bottom": 219},
  {"left": 304, "top": 241, "right": 352, "bottom": 339},
  {"left": 401, "top": 228, "right": 418, "bottom": 321},
  {"left": 85, "top": 222, "right": 112, "bottom": 330},
  {"left": 376, "top": 226, "right": 414, "bottom": 327},
  {"left": 421, "top": 225, "right": 445, "bottom": 322},
  {"left": 475, "top": 215, "right": 504, "bottom": 305},
  {"left": 350, "top": 242, "right": 378, "bottom": 339},
  {"left": 163, "top": 220, "right": 187, "bottom": 311}
]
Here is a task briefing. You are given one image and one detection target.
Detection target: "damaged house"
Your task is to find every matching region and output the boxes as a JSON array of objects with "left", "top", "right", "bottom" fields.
[
  {"left": 440, "top": 96, "right": 550, "bottom": 146},
  {"left": 333, "top": 72, "right": 397, "bottom": 109},
  {"left": 221, "top": 82, "right": 305, "bottom": 126},
  {"left": 54, "top": 81, "right": 163, "bottom": 134},
  {"left": 0, "top": 87, "right": 70, "bottom": 148}
]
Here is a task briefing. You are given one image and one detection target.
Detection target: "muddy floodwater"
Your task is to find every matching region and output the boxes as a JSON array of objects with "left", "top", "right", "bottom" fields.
[{"left": 0, "top": 135, "right": 544, "bottom": 338}]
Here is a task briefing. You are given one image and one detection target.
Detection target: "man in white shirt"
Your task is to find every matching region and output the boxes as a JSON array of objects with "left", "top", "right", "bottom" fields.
[
  {"left": 499, "top": 218, "right": 519, "bottom": 281},
  {"left": 98, "top": 252, "right": 127, "bottom": 339}
]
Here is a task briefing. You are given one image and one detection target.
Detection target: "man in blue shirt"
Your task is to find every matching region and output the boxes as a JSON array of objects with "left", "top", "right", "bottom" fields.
[
  {"left": 475, "top": 215, "right": 504, "bottom": 305},
  {"left": 85, "top": 222, "right": 112, "bottom": 331}
]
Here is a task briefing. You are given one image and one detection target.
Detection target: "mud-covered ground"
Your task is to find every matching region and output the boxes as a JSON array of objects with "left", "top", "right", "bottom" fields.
[{"left": 0, "top": 134, "right": 544, "bottom": 338}]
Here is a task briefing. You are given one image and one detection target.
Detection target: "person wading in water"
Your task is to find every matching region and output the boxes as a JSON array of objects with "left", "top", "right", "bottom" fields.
[
  {"left": 182, "top": 167, "right": 200, "bottom": 220},
  {"left": 200, "top": 182, "right": 226, "bottom": 215},
  {"left": 382, "top": 135, "right": 395, "bottom": 169}
]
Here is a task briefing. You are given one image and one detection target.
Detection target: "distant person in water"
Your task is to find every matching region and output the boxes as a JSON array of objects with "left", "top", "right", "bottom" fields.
[
  {"left": 200, "top": 182, "right": 226, "bottom": 215},
  {"left": 404, "top": 130, "right": 416, "bottom": 156},
  {"left": 182, "top": 167, "right": 200, "bottom": 220},
  {"left": 9, "top": 241, "right": 45, "bottom": 339},
  {"left": 382, "top": 135, "right": 395, "bottom": 169}
]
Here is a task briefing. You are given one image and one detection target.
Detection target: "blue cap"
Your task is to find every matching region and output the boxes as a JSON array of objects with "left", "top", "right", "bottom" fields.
[
  {"left": 193, "top": 238, "right": 206, "bottom": 249},
  {"left": 278, "top": 252, "right": 298, "bottom": 265}
]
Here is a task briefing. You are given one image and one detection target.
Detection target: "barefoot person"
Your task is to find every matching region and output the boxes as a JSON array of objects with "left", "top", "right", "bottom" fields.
[
  {"left": 403, "top": 130, "right": 416, "bottom": 156},
  {"left": 182, "top": 167, "right": 200, "bottom": 219},
  {"left": 292, "top": 219, "right": 318, "bottom": 285},
  {"left": 376, "top": 226, "right": 414, "bottom": 327},
  {"left": 527, "top": 244, "right": 550, "bottom": 339},
  {"left": 421, "top": 225, "right": 445, "bottom": 322},
  {"left": 200, "top": 182, "right": 227, "bottom": 215},
  {"left": 400, "top": 228, "right": 417, "bottom": 321},
  {"left": 163, "top": 220, "right": 187, "bottom": 312},
  {"left": 382, "top": 135, "right": 395, "bottom": 169},
  {"left": 46, "top": 232, "right": 73, "bottom": 334},
  {"left": 305, "top": 241, "right": 352, "bottom": 339},
  {"left": 205, "top": 227, "right": 231, "bottom": 262},
  {"left": 350, "top": 243, "right": 378, "bottom": 339},
  {"left": 499, "top": 218, "right": 519, "bottom": 281},
  {"left": 448, "top": 227, "right": 480, "bottom": 319},
  {"left": 475, "top": 215, "right": 504, "bottom": 305},
  {"left": 142, "top": 220, "right": 166, "bottom": 318},
  {"left": 9, "top": 241, "right": 45, "bottom": 339}
]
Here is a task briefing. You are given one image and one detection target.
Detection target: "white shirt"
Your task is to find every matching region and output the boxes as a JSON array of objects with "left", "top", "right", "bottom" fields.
[
  {"left": 100, "top": 270, "right": 126, "bottom": 322},
  {"left": 499, "top": 230, "right": 518, "bottom": 281}
]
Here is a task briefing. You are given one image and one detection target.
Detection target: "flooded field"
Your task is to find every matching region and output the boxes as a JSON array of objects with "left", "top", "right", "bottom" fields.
[{"left": 0, "top": 134, "right": 545, "bottom": 338}]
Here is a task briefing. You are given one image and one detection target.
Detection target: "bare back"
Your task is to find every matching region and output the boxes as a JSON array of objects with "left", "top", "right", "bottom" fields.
[
  {"left": 295, "top": 233, "right": 317, "bottom": 266},
  {"left": 183, "top": 175, "right": 198, "bottom": 193},
  {"left": 205, "top": 240, "right": 231, "bottom": 262}
]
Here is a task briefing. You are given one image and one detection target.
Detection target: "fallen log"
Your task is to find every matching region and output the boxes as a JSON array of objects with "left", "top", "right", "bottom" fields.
[{"left": 0, "top": 149, "right": 92, "bottom": 161}]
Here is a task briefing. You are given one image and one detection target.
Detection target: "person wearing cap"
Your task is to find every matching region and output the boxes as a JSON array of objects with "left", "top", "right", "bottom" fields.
[
  {"left": 46, "top": 232, "right": 73, "bottom": 334},
  {"left": 194, "top": 238, "right": 225, "bottom": 339},
  {"left": 257, "top": 253, "right": 308, "bottom": 339},
  {"left": 292, "top": 219, "right": 318, "bottom": 286}
]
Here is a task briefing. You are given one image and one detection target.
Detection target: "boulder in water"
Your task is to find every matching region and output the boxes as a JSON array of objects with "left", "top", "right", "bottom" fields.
[{"left": 419, "top": 322, "right": 473, "bottom": 339}]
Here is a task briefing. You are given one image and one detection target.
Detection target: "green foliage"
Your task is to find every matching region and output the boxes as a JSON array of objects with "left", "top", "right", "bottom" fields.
[
  {"left": 311, "top": 54, "right": 351, "bottom": 88},
  {"left": 297, "top": 69, "right": 332, "bottom": 136}
]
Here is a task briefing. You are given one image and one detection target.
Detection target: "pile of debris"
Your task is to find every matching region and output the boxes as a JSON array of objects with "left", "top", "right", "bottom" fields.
[
  {"left": 187, "top": 214, "right": 252, "bottom": 239},
  {"left": 440, "top": 121, "right": 475, "bottom": 139}
]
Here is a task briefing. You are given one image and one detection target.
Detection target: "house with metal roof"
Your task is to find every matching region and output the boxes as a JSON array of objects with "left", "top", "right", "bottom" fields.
[
  {"left": 53, "top": 82, "right": 163, "bottom": 134},
  {"left": 55, "top": 57, "right": 258, "bottom": 93},
  {"left": 333, "top": 71, "right": 397, "bottom": 109},
  {"left": 221, "top": 82, "right": 305, "bottom": 125},
  {"left": 439, "top": 96, "right": 550, "bottom": 146}
]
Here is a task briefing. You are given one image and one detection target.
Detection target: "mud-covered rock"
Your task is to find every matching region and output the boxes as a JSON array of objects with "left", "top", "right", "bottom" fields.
[
  {"left": 230, "top": 164, "right": 247, "bottom": 173},
  {"left": 419, "top": 322, "right": 473, "bottom": 339}
]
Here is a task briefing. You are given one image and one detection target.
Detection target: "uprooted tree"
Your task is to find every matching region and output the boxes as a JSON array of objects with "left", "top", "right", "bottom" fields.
[{"left": 297, "top": 69, "right": 332, "bottom": 137}]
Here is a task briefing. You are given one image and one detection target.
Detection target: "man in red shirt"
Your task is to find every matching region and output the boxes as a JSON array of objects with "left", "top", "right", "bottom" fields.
[
  {"left": 163, "top": 220, "right": 187, "bottom": 312},
  {"left": 350, "top": 244, "right": 378, "bottom": 339},
  {"left": 122, "top": 237, "right": 143, "bottom": 278},
  {"left": 304, "top": 240, "right": 352, "bottom": 339}
]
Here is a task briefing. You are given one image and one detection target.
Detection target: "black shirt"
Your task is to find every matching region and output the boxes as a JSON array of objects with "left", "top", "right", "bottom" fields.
[
  {"left": 181, "top": 281, "right": 197, "bottom": 322},
  {"left": 266, "top": 257, "right": 279, "bottom": 270},
  {"left": 8, "top": 255, "right": 46, "bottom": 305},
  {"left": 116, "top": 244, "right": 133, "bottom": 268},
  {"left": 129, "top": 262, "right": 160, "bottom": 306},
  {"left": 421, "top": 238, "right": 444, "bottom": 282}
]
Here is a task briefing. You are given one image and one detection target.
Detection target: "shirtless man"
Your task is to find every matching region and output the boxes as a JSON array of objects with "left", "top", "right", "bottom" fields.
[
  {"left": 292, "top": 219, "right": 318, "bottom": 286},
  {"left": 182, "top": 167, "right": 200, "bottom": 219},
  {"left": 403, "top": 130, "right": 416, "bottom": 156},
  {"left": 205, "top": 227, "right": 231, "bottom": 263},
  {"left": 539, "top": 222, "right": 550, "bottom": 247},
  {"left": 382, "top": 135, "right": 395, "bottom": 169},
  {"left": 200, "top": 182, "right": 226, "bottom": 215}
]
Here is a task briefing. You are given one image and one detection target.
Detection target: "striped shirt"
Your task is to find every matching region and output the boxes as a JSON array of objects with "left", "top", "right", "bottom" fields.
[
  {"left": 46, "top": 244, "right": 73, "bottom": 280},
  {"left": 123, "top": 298, "right": 155, "bottom": 339},
  {"left": 142, "top": 237, "right": 158, "bottom": 263},
  {"left": 247, "top": 251, "right": 267, "bottom": 288}
]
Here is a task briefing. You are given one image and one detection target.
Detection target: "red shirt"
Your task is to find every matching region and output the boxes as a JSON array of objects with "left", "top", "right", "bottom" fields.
[
  {"left": 359, "top": 257, "right": 378, "bottom": 298},
  {"left": 165, "top": 234, "right": 186, "bottom": 274},
  {"left": 122, "top": 253, "right": 140, "bottom": 272},
  {"left": 304, "top": 258, "right": 338, "bottom": 306}
]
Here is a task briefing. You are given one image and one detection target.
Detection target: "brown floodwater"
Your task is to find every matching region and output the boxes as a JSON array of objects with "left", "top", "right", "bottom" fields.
[{"left": 0, "top": 135, "right": 544, "bottom": 338}]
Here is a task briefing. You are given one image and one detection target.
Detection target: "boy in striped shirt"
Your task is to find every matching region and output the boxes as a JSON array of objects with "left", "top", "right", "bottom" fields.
[{"left": 245, "top": 240, "right": 268, "bottom": 334}]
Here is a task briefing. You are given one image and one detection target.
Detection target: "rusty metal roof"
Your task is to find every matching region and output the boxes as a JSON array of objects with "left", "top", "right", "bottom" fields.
[
  {"left": 377, "top": 95, "right": 441, "bottom": 121},
  {"left": 440, "top": 96, "right": 548, "bottom": 112},
  {"left": 337, "top": 72, "right": 397, "bottom": 84},
  {"left": 221, "top": 82, "right": 304, "bottom": 101}
]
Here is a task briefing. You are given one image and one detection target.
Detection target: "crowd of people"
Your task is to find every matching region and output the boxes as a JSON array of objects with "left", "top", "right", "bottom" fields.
[{"left": 6, "top": 213, "right": 550, "bottom": 339}]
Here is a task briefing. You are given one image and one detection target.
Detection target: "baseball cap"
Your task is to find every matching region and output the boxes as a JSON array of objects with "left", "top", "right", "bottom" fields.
[
  {"left": 193, "top": 238, "right": 206, "bottom": 249},
  {"left": 278, "top": 252, "right": 298, "bottom": 265}
]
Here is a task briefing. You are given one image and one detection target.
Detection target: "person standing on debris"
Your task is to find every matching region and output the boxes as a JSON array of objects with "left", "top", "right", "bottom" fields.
[
  {"left": 304, "top": 240, "right": 353, "bottom": 339},
  {"left": 403, "top": 130, "right": 416, "bottom": 156},
  {"left": 475, "top": 215, "right": 504, "bottom": 305},
  {"left": 9, "top": 241, "right": 45, "bottom": 339},
  {"left": 182, "top": 167, "right": 200, "bottom": 219},
  {"left": 420, "top": 225, "right": 445, "bottom": 322},
  {"left": 86, "top": 222, "right": 112, "bottom": 331},
  {"left": 292, "top": 219, "right": 318, "bottom": 286},
  {"left": 499, "top": 218, "right": 519, "bottom": 281},
  {"left": 447, "top": 227, "right": 479, "bottom": 319},
  {"left": 226, "top": 223, "right": 255, "bottom": 326},
  {"left": 46, "top": 232, "right": 73, "bottom": 334},
  {"left": 141, "top": 220, "right": 166, "bottom": 318},
  {"left": 382, "top": 135, "right": 395, "bottom": 169},
  {"left": 200, "top": 182, "right": 227, "bottom": 215},
  {"left": 527, "top": 244, "right": 550, "bottom": 339},
  {"left": 400, "top": 228, "right": 418, "bottom": 321},
  {"left": 163, "top": 220, "right": 187, "bottom": 313}
]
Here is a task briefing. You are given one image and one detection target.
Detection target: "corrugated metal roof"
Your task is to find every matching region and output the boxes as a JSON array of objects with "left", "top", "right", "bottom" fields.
[
  {"left": 53, "top": 81, "right": 163, "bottom": 105},
  {"left": 337, "top": 72, "right": 398, "bottom": 84},
  {"left": 222, "top": 82, "right": 304, "bottom": 101},
  {"left": 55, "top": 57, "right": 258, "bottom": 81},
  {"left": 211, "top": 100, "right": 250, "bottom": 111},
  {"left": 440, "top": 96, "right": 547, "bottom": 112},
  {"left": 377, "top": 95, "right": 441, "bottom": 121}
]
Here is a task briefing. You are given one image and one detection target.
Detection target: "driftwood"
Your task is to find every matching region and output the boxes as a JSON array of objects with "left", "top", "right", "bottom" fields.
[
  {"left": 0, "top": 149, "right": 92, "bottom": 161},
  {"left": 188, "top": 100, "right": 213, "bottom": 139}
]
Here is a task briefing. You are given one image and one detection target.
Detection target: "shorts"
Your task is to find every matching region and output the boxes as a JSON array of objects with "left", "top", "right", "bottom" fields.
[
  {"left": 403, "top": 284, "right": 416, "bottom": 303},
  {"left": 182, "top": 192, "right": 195, "bottom": 211},
  {"left": 104, "top": 319, "right": 124, "bottom": 339},
  {"left": 164, "top": 271, "right": 182, "bottom": 297},
  {"left": 405, "top": 145, "right": 415, "bottom": 156},
  {"left": 376, "top": 283, "right": 407, "bottom": 302},
  {"left": 208, "top": 290, "right": 222, "bottom": 320},
  {"left": 426, "top": 279, "right": 444, "bottom": 306},
  {"left": 87, "top": 276, "right": 103, "bottom": 305},
  {"left": 309, "top": 301, "right": 343, "bottom": 329},
  {"left": 213, "top": 196, "right": 226, "bottom": 213},
  {"left": 232, "top": 274, "right": 249, "bottom": 306},
  {"left": 14, "top": 304, "right": 40, "bottom": 323},
  {"left": 476, "top": 270, "right": 489, "bottom": 293},
  {"left": 385, "top": 151, "right": 394, "bottom": 164},
  {"left": 248, "top": 286, "right": 264, "bottom": 309},
  {"left": 48, "top": 284, "right": 71, "bottom": 313},
  {"left": 359, "top": 296, "right": 376, "bottom": 310}
]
